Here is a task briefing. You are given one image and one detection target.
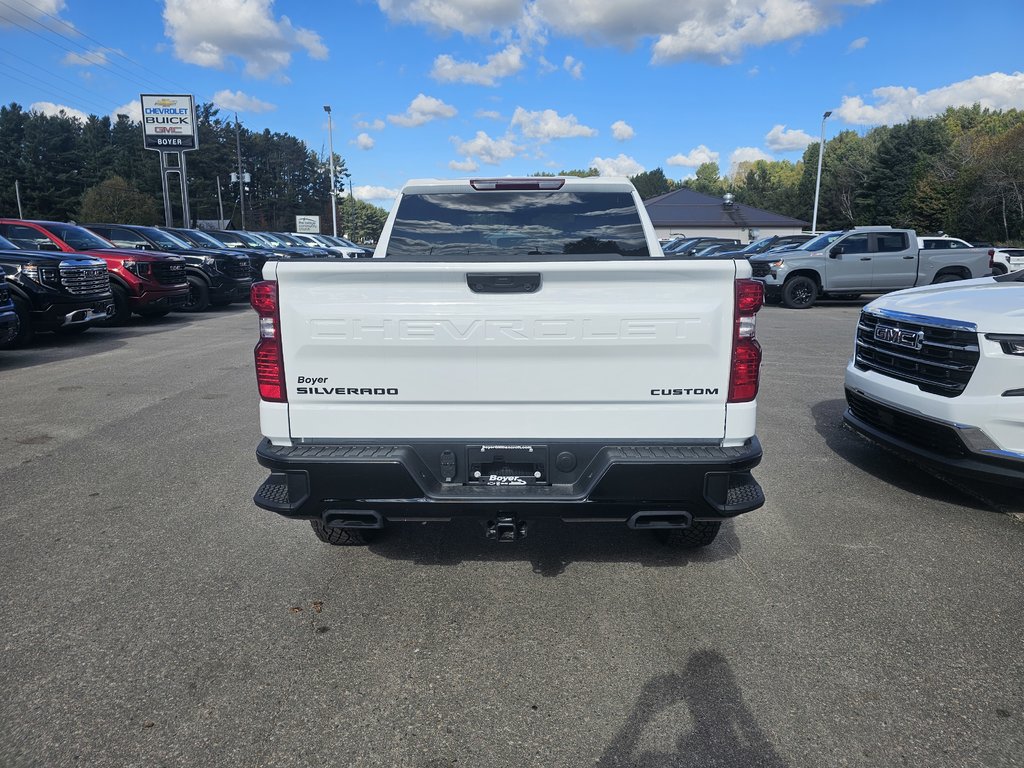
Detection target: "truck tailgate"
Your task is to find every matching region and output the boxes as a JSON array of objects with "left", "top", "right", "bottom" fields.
[{"left": 277, "top": 259, "right": 738, "bottom": 440}]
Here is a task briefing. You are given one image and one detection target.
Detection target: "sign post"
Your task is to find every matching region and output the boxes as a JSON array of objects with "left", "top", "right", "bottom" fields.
[{"left": 141, "top": 94, "right": 198, "bottom": 227}]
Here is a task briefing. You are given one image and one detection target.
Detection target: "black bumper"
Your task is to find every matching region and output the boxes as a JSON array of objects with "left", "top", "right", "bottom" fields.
[
  {"left": 254, "top": 437, "right": 765, "bottom": 523},
  {"left": 209, "top": 276, "right": 252, "bottom": 303},
  {"left": 843, "top": 390, "right": 1024, "bottom": 488},
  {"left": 31, "top": 295, "right": 114, "bottom": 331}
]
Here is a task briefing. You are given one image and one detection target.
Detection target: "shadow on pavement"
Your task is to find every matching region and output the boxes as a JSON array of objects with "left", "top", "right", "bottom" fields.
[
  {"left": 595, "top": 649, "right": 788, "bottom": 768},
  {"left": 811, "top": 397, "right": 993, "bottom": 511},
  {"left": 0, "top": 303, "right": 250, "bottom": 371},
  {"left": 367, "top": 518, "right": 742, "bottom": 576}
]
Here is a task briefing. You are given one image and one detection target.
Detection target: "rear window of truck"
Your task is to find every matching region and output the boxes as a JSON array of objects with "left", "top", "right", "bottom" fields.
[{"left": 383, "top": 191, "right": 651, "bottom": 261}]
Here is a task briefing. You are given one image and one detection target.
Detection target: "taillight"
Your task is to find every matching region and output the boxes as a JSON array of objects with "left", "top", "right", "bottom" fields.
[
  {"left": 729, "top": 279, "right": 763, "bottom": 403},
  {"left": 251, "top": 281, "right": 286, "bottom": 402}
]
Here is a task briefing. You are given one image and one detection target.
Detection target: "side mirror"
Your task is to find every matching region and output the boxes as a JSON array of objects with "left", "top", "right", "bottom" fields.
[{"left": 829, "top": 245, "right": 844, "bottom": 259}]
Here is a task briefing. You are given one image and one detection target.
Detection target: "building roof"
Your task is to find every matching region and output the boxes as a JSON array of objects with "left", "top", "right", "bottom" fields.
[{"left": 644, "top": 188, "right": 809, "bottom": 229}]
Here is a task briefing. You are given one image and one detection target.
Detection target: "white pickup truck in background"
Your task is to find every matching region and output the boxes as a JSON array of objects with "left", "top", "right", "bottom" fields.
[
  {"left": 749, "top": 226, "right": 991, "bottom": 308},
  {"left": 250, "top": 176, "right": 766, "bottom": 548},
  {"left": 844, "top": 270, "right": 1024, "bottom": 488}
]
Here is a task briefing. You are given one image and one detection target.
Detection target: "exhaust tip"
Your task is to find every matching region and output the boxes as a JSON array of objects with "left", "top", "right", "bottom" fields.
[{"left": 323, "top": 510, "right": 383, "bottom": 530}]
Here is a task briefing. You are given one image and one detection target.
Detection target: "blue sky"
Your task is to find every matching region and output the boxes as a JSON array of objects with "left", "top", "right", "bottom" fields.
[{"left": 2, "top": 0, "right": 1023, "bottom": 207}]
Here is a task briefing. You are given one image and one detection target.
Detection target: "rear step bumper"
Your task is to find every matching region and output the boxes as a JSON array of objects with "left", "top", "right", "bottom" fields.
[{"left": 254, "top": 437, "right": 764, "bottom": 524}]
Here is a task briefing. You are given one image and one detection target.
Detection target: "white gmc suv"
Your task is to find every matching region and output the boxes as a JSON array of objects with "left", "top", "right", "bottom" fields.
[
  {"left": 844, "top": 270, "right": 1024, "bottom": 487},
  {"left": 249, "top": 177, "right": 766, "bottom": 547}
]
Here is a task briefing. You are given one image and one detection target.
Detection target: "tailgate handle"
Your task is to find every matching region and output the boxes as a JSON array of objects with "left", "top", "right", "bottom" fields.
[{"left": 467, "top": 273, "right": 541, "bottom": 293}]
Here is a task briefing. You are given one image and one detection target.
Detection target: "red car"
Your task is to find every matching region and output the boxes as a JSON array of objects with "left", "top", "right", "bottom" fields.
[{"left": 0, "top": 219, "right": 189, "bottom": 324}]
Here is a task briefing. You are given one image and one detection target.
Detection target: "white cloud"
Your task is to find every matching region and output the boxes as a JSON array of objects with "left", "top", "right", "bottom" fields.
[
  {"left": 30, "top": 101, "right": 89, "bottom": 122},
  {"left": 449, "top": 158, "right": 479, "bottom": 172},
  {"left": 388, "top": 93, "right": 457, "bottom": 127},
  {"left": 451, "top": 131, "right": 521, "bottom": 165},
  {"left": 748, "top": 65, "right": 760, "bottom": 76},
  {"left": 356, "top": 118, "right": 386, "bottom": 131},
  {"left": 354, "top": 133, "right": 375, "bottom": 150},
  {"left": 0, "top": 0, "right": 67, "bottom": 28},
  {"left": 666, "top": 144, "right": 719, "bottom": 167},
  {"left": 764, "top": 124, "right": 814, "bottom": 152},
  {"left": 846, "top": 36, "right": 868, "bottom": 53},
  {"left": 537, "top": 56, "right": 558, "bottom": 74},
  {"left": 162, "top": 0, "right": 328, "bottom": 78},
  {"left": 354, "top": 185, "right": 400, "bottom": 203},
  {"left": 111, "top": 100, "right": 143, "bottom": 123},
  {"left": 563, "top": 55, "right": 583, "bottom": 79},
  {"left": 730, "top": 146, "right": 774, "bottom": 171},
  {"left": 836, "top": 71, "right": 1024, "bottom": 125},
  {"left": 475, "top": 109, "right": 503, "bottom": 120},
  {"left": 431, "top": 44, "right": 523, "bottom": 86},
  {"left": 213, "top": 89, "right": 276, "bottom": 113},
  {"left": 611, "top": 120, "right": 634, "bottom": 141},
  {"left": 591, "top": 154, "right": 644, "bottom": 177},
  {"left": 63, "top": 48, "right": 116, "bottom": 67},
  {"left": 376, "top": 1, "right": 876, "bottom": 66},
  {"left": 376, "top": 0, "right": 523, "bottom": 35},
  {"left": 511, "top": 107, "right": 596, "bottom": 141}
]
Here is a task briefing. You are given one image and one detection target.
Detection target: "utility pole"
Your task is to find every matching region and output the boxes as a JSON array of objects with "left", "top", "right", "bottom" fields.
[
  {"left": 811, "top": 110, "right": 832, "bottom": 233},
  {"left": 234, "top": 113, "right": 246, "bottom": 230},
  {"left": 216, "top": 176, "right": 225, "bottom": 225},
  {"left": 15, "top": 180, "right": 23, "bottom": 218},
  {"left": 324, "top": 105, "right": 338, "bottom": 237}
]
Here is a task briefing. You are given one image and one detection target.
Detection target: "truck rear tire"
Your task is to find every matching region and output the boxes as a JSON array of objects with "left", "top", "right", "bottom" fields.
[
  {"left": 781, "top": 275, "right": 818, "bottom": 309},
  {"left": 310, "top": 520, "right": 374, "bottom": 546},
  {"left": 658, "top": 521, "right": 722, "bottom": 549}
]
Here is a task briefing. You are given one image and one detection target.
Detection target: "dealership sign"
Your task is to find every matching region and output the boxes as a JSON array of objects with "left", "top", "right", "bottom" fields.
[
  {"left": 140, "top": 94, "right": 197, "bottom": 151},
  {"left": 295, "top": 215, "right": 321, "bottom": 233}
]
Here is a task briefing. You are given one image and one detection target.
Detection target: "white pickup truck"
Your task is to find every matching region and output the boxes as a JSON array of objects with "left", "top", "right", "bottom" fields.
[
  {"left": 844, "top": 270, "right": 1024, "bottom": 487},
  {"left": 250, "top": 176, "right": 766, "bottom": 548},
  {"left": 749, "top": 226, "right": 991, "bottom": 308}
]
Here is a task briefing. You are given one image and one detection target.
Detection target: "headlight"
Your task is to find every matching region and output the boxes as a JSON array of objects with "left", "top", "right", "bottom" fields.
[
  {"left": 770, "top": 259, "right": 785, "bottom": 268},
  {"left": 22, "top": 264, "right": 60, "bottom": 286},
  {"left": 123, "top": 260, "right": 152, "bottom": 278},
  {"left": 202, "top": 255, "right": 217, "bottom": 267},
  {"left": 986, "top": 334, "right": 1024, "bottom": 356}
]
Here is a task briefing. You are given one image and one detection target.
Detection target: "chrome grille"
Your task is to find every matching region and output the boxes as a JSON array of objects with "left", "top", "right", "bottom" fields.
[
  {"left": 751, "top": 262, "right": 770, "bottom": 278},
  {"left": 60, "top": 266, "right": 110, "bottom": 295},
  {"left": 855, "top": 311, "right": 979, "bottom": 397},
  {"left": 152, "top": 260, "right": 187, "bottom": 285}
]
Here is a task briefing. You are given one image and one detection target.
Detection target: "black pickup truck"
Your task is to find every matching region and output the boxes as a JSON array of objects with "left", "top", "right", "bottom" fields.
[
  {"left": 0, "top": 238, "right": 113, "bottom": 348},
  {"left": 83, "top": 224, "right": 252, "bottom": 312}
]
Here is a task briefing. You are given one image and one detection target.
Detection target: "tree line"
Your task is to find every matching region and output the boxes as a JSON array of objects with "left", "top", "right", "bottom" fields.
[
  {"left": 546, "top": 106, "right": 1024, "bottom": 245},
  {"left": 0, "top": 101, "right": 388, "bottom": 243}
]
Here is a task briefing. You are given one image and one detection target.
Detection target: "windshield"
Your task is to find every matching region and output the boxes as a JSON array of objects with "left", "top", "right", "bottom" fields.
[
  {"left": 741, "top": 236, "right": 776, "bottom": 253},
  {"left": 273, "top": 232, "right": 302, "bottom": 246},
  {"left": 206, "top": 231, "right": 247, "bottom": 247},
  {"left": 45, "top": 223, "right": 114, "bottom": 250},
  {"left": 253, "top": 233, "right": 282, "bottom": 246},
  {"left": 181, "top": 229, "right": 225, "bottom": 248},
  {"left": 231, "top": 231, "right": 269, "bottom": 248},
  {"left": 139, "top": 227, "right": 190, "bottom": 249},
  {"left": 798, "top": 232, "right": 843, "bottom": 251}
]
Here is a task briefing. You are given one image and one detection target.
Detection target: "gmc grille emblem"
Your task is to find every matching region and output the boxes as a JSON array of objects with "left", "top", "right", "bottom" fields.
[{"left": 874, "top": 325, "right": 924, "bottom": 350}]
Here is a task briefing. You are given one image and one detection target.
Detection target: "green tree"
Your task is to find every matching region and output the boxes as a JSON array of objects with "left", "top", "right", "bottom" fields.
[
  {"left": 630, "top": 168, "right": 674, "bottom": 199},
  {"left": 688, "top": 162, "right": 724, "bottom": 196},
  {"left": 78, "top": 175, "right": 159, "bottom": 224}
]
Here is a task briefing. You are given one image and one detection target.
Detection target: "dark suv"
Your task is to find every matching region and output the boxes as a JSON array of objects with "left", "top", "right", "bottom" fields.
[
  {"left": 0, "top": 234, "right": 113, "bottom": 348},
  {"left": 83, "top": 224, "right": 252, "bottom": 312},
  {"left": 0, "top": 220, "right": 188, "bottom": 324}
]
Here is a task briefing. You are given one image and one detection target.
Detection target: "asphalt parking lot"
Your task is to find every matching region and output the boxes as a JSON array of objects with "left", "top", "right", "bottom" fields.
[{"left": 1, "top": 302, "right": 1021, "bottom": 768}]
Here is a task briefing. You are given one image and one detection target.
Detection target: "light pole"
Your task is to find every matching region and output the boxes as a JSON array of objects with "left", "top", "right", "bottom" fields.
[
  {"left": 234, "top": 113, "right": 246, "bottom": 230},
  {"left": 342, "top": 171, "right": 352, "bottom": 239},
  {"left": 324, "top": 105, "right": 338, "bottom": 237},
  {"left": 811, "top": 110, "right": 832, "bottom": 233}
]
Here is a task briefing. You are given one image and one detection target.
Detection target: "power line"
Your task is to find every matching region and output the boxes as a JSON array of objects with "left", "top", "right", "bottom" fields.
[
  {"left": 0, "top": 49, "right": 117, "bottom": 113},
  {"left": 0, "top": 0, "right": 168, "bottom": 92},
  {"left": 2, "top": 0, "right": 194, "bottom": 92},
  {"left": 2, "top": 70, "right": 112, "bottom": 117}
]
